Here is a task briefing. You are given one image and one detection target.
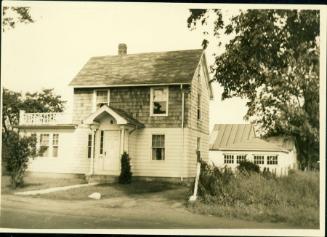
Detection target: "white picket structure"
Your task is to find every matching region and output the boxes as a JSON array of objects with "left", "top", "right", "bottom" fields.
[{"left": 19, "top": 110, "right": 72, "bottom": 125}]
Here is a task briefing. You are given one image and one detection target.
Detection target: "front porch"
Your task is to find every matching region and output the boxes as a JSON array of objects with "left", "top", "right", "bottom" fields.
[{"left": 84, "top": 105, "right": 144, "bottom": 176}]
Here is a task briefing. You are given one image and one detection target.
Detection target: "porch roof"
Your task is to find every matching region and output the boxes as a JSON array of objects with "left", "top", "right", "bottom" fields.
[{"left": 84, "top": 105, "right": 144, "bottom": 128}]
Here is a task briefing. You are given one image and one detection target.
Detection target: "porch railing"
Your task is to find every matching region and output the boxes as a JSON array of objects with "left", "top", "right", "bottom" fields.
[{"left": 19, "top": 110, "right": 72, "bottom": 125}]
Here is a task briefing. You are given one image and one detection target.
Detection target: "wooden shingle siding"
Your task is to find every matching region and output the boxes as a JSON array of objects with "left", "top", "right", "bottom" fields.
[
  {"left": 73, "top": 86, "right": 188, "bottom": 128},
  {"left": 185, "top": 58, "right": 210, "bottom": 134},
  {"left": 73, "top": 88, "right": 93, "bottom": 124},
  {"left": 110, "top": 86, "right": 186, "bottom": 128}
]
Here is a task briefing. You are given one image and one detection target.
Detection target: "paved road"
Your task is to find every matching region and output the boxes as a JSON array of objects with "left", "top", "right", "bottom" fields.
[{"left": 1, "top": 193, "right": 295, "bottom": 229}]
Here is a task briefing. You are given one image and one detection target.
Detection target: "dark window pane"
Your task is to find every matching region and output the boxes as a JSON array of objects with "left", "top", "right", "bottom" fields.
[
  {"left": 153, "top": 101, "right": 166, "bottom": 114},
  {"left": 53, "top": 147, "right": 58, "bottom": 157}
]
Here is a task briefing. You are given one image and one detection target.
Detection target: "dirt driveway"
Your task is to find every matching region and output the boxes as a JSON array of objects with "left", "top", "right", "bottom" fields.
[{"left": 1, "top": 185, "right": 296, "bottom": 229}]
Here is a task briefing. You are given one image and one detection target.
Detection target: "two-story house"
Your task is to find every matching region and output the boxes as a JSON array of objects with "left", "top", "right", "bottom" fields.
[{"left": 18, "top": 44, "right": 213, "bottom": 181}]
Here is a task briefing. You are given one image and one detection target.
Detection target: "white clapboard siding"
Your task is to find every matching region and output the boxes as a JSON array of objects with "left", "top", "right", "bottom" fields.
[
  {"left": 25, "top": 127, "right": 90, "bottom": 174},
  {"left": 209, "top": 150, "right": 296, "bottom": 176},
  {"left": 129, "top": 128, "right": 188, "bottom": 178},
  {"left": 184, "top": 128, "right": 209, "bottom": 177}
]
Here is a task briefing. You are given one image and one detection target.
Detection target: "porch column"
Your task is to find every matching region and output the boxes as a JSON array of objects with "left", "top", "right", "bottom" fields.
[
  {"left": 90, "top": 123, "right": 99, "bottom": 175},
  {"left": 90, "top": 129, "right": 96, "bottom": 175}
]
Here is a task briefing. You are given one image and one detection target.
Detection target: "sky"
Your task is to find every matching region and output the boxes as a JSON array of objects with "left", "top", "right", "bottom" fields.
[{"left": 2, "top": 2, "right": 249, "bottom": 131}]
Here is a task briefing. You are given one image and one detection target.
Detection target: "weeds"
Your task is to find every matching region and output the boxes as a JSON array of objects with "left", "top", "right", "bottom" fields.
[{"left": 188, "top": 161, "right": 319, "bottom": 228}]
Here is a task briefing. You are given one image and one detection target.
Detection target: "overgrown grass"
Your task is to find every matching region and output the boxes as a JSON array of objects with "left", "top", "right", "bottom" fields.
[{"left": 187, "top": 162, "right": 320, "bottom": 228}]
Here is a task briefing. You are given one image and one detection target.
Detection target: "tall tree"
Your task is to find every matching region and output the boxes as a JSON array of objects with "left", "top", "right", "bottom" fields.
[
  {"left": 188, "top": 9, "right": 320, "bottom": 169},
  {"left": 2, "top": 6, "right": 34, "bottom": 32}
]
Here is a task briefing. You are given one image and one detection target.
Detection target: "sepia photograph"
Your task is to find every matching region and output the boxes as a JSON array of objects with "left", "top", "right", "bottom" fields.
[{"left": 0, "top": 1, "right": 325, "bottom": 236}]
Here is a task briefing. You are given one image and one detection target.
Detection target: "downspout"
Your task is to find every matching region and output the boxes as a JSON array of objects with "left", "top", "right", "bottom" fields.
[{"left": 180, "top": 84, "right": 185, "bottom": 182}]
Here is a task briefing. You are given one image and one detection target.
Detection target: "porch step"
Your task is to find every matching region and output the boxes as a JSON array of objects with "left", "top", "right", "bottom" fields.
[{"left": 85, "top": 174, "right": 118, "bottom": 184}]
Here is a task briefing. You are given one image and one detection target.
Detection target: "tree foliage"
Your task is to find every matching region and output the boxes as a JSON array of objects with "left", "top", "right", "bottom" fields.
[
  {"left": 2, "top": 88, "right": 66, "bottom": 137},
  {"left": 2, "top": 6, "right": 34, "bottom": 32},
  {"left": 2, "top": 88, "right": 66, "bottom": 187},
  {"left": 188, "top": 9, "right": 320, "bottom": 169},
  {"left": 4, "top": 131, "right": 38, "bottom": 188}
]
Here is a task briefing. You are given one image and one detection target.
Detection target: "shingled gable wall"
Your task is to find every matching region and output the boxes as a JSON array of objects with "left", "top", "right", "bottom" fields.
[
  {"left": 72, "top": 85, "right": 189, "bottom": 127},
  {"left": 184, "top": 56, "right": 210, "bottom": 177}
]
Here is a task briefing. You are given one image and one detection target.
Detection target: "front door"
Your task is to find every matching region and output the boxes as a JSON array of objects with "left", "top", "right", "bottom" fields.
[{"left": 97, "top": 130, "right": 120, "bottom": 174}]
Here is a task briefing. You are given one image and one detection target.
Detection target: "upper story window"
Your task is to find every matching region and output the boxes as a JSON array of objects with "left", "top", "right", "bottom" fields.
[
  {"left": 150, "top": 87, "right": 168, "bottom": 116},
  {"left": 197, "top": 93, "right": 201, "bottom": 120},
  {"left": 96, "top": 90, "right": 109, "bottom": 109}
]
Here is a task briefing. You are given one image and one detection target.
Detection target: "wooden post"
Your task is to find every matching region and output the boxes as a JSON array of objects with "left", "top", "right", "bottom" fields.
[{"left": 90, "top": 129, "right": 96, "bottom": 175}]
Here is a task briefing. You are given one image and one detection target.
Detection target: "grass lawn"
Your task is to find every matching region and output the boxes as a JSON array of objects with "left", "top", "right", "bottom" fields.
[
  {"left": 1, "top": 175, "right": 87, "bottom": 195},
  {"left": 39, "top": 180, "right": 188, "bottom": 201}
]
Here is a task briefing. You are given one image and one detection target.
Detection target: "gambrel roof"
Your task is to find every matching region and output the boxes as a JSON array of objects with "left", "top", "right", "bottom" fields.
[
  {"left": 210, "top": 124, "right": 288, "bottom": 153},
  {"left": 69, "top": 49, "right": 204, "bottom": 87}
]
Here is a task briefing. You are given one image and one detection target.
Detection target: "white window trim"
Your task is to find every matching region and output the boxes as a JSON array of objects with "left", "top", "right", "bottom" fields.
[
  {"left": 151, "top": 133, "right": 166, "bottom": 161},
  {"left": 40, "top": 133, "right": 50, "bottom": 158},
  {"left": 150, "top": 87, "right": 169, "bottom": 117},
  {"left": 52, "top": 133, "right": 59, "bottom": 158},
  {"left": 253, "top": 154, "right": 265, "bottom": 165},
  {"left": 93, "top": 89, "right": 110, "bottom": 112},
  {"left": 223, "top": 153, "right": 235, "bottom": 164},
  {"left": 236, "top": 154, "right": 247, "bottom": 164},
  {"left": 267, "top": 155, "right": 278, "bottom": 165}
]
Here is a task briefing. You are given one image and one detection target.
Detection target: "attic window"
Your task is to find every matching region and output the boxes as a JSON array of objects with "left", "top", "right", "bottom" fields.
[
  {"left": 150, "top": 87, "right": 168, "bottom": 116},
  {"left": 96, "top": 90, "right": 109, "bottom": 109}
]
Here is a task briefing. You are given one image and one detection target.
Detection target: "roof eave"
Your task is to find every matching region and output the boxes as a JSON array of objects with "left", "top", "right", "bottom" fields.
[
  {"left": 15, "top": 124, "right": 77, "bottom": 129},
  {"left": 69, "top": 82, "right": 191, "bottom": 88},
  {"left": 210, "top": 148, "right": 289, "bottom": 153}
]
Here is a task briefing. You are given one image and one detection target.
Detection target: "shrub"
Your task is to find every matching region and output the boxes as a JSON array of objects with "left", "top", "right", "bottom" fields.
[
  {"left": 118, "top": 152, "right": 132, "bottom": 184},
  {"left": 4, "top": 131, "right": 37, "bottom": 188},
  {"left": 196, "top": 160, "right": 235, "bottom": 204},
  {"left": 237, "top": 160, "right": 260, "bottom": 174}
]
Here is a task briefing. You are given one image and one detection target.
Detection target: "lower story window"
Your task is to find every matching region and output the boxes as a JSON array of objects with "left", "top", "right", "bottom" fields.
[
  {"left": 52, "top": 134, "right": 59, "bottom": 157},
  {"left": 31, "top": 133, "right": 37, "bottom": 149},
  {"left": 224, "top": 154, "right": 234, "bottom": 164},
  {"left": 88, "top": 134, "right": 92, "bottom": 159},
  {"left": 236, "top": 155, "right": 247, "bottom": 164},
  {"left": 152, "top": 134, "right": 165, "bottom": 160},
  {"left": 40, "top": 134, "right": 49, "bottom": 157},
  {"left": 100, "top": 130, "right": 104, "bottom": 155},
  {"left": 254, "top": 155, "right": 265, "bottom": 165},
  {"left": 267, "top": 155, "right": 278, "bottom": 165}
]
